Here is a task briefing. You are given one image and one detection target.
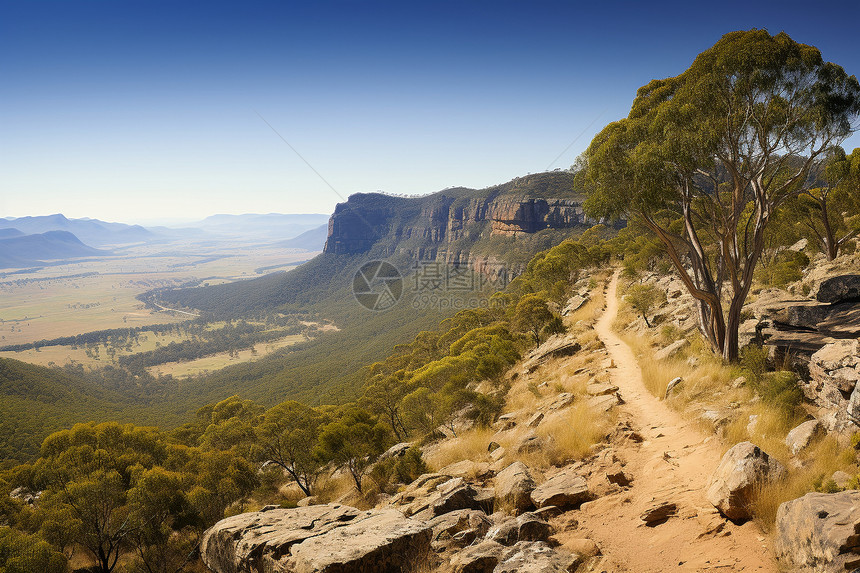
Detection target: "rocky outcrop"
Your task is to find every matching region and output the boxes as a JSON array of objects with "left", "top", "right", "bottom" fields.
[
  {"left": 530, "top": 468, "right": 591, "bottom": 509},
  {"left": 774, "top": 491, "right": 860, "bottom": 572},
  {"left": 488, "top": 198, "right": 585, "bottom": 236},
  {"left": 200, "top": 504, "right": 431, "bottom": 573},
  {"left": 494, "top": 462, "right": 536, "bottom": 512},
  {"left": 803, "top": 340, "right": 860, "bottom": 433},
  {"left": 816, "top": 275, "right": 860, "bottom": 304},
  {"left": 738, "top": 276, "right": 860, "bottom": 360},
  {"left": 785, "top": 419, "right": 823, "bottom": 455},
  {"left": 322, "top": 173, "right": 595, "bottom": 267},
  {"left": 706, "top": 442, "right": 786, "bottom": 521},
  {"left": 493, "top": 541, "right": 582, "bottom": 573}
]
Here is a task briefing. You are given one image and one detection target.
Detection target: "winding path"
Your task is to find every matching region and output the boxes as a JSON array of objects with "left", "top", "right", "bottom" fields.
[{"left": 575, "top": 271, "right": 777, "bottom": 571}]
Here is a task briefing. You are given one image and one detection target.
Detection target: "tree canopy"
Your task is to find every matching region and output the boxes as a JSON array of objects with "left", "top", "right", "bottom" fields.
[{"left": 582, "top": 29, "right": 860, "bottom": 360}]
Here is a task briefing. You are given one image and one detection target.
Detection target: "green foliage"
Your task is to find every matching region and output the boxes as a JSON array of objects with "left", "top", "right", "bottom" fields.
[
  {"left": 624, "top": 284, "right": 667, "bottom": 327},
  {"left": 255, "top": 400, "right": 325, "bottom": 496},
  {"left": 4, "top": 421, "right": 257, "bottom": 573},
  {"left": 0, "top": 528, "right": 68, "bottom": 573},
  {"left": 813, "top": 475, "right": 842, "bottom": 494},
  {"left": 581, "top": 29, "right": 860, "bottom": 361},
  {"left": 512, "top": 295, "right": 554, "bottom": 345},
  {"left": 369, "top": 446, "right": 428, "bottom": 493},
  {"left": 315, "top": 408, "right": 389, "bottom": 493},
  {"left": 755, "top": 250, "right": 810, "bottom": 288},
  {"left": 752, "top": 371, "right": 803, "bottom": 419},
  {"left": 740, "top": 345, "right": 770, "bottom": 384},
  {"left": 783, "top": 147, "right": 860, "bottom": 260}
]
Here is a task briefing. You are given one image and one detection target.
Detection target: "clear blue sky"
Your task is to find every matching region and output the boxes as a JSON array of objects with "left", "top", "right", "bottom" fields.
[{"left": 2, "top": 0, "right": 859, "bottom": 224}]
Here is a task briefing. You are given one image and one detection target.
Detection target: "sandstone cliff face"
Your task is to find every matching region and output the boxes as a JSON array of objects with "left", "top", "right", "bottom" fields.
[{"left": 322, "top": 173, "right": 591, "bottom": 261}]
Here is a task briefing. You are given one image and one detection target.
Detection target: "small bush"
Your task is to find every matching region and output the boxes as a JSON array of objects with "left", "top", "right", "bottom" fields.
[
  {"left": 756, "top": 250, "right": 810, "bottom": 287},
  {"left": 740, "top": 345, "right": 769, "bottom": 383},
  {"left": 752, "top": 371, "right": 803, "bottom": 418},
  {"left": 469, "top": 392, "right": 506, "bottom": 427},
  {"left": 370, "top": 447, "right": 428, "bottom": 493}
]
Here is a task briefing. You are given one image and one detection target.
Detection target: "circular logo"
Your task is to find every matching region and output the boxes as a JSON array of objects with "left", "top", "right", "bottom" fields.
[{"left": 352, "top": 260, "right": 403, "bottom": 311}]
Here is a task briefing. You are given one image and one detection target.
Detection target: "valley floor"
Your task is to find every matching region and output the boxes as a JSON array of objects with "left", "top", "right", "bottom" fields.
[{"left": 576, "top": 271, "right": 777, "bottom": 571}]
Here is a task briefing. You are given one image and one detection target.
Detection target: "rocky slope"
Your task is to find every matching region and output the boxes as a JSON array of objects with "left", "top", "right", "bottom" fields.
[{"left": 199, "top": 273, "right": 797, "bottom": 573}]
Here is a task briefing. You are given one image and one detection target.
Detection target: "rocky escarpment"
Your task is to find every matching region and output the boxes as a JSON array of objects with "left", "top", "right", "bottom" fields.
[{"left": 323, "top": 172, "right": 596, "bottom": 263}]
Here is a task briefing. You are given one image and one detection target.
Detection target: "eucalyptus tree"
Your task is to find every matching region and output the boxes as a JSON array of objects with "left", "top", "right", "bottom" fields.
[
  {"left": 788, "top": 146, "right": 860, "bottom": 260},
  {"left": 582, "top": 29, "right": 860, "bottom": 360},
  {"left": 255, "top": 400, "right": 324, "bottom": 496}
]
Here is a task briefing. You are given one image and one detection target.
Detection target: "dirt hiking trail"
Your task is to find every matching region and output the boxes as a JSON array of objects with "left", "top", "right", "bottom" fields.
[{"left": 574, "top": 271, "right": 778, "bottom": 571}]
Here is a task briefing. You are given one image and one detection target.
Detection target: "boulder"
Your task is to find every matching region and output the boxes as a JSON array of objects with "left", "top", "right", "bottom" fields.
[
  {"left": 562, "top": 295, "right": 589, "bottom": 316},
  {"left": 805, "top": 340, "right": 860, "bottom": 433},
  {"left": 586, "top": 380, "right": 619, "bottom": 396},
  {"left": 427, "top": 509, "right": 491, "bottom": 542},
  {"left": 587, "top": 393, "right": 621, "bottom": 413},
  {"left": 439, "top": 460, "right": 492, "bottom": 480},
  {"left": 547, "top": 393, "right": 575, "bottom": 410},
  {"left": 494, "top": 462, "right": 536, "bottom": 512},
  {"left": 431, "top": 484, "right": 484, "bottom": 517},
  {"left": 516, "top": 432, "right": 544, "bottom": 454},
  {"left": 774, "top": 491, "right": 860, "bottom": 572},
  {"left": 526, "top": 412, "right": 544, "bottom": 428},
  {"left": 200, "top": 504, "right": 431, "bottom": 573},
  {"left": 530, "top": 468, "right": 591, "bottom": 509},
  {"left": 486, "top": 518, "right": 520, "bottom": 546},
  {"left": 379, "top": 442, "right": 412, "bottom": 461},
  {"left": 832, "top": 471, "right": 853, "bottom": 489},
  {"left": 515, "top": 512, "right": 553, "bottom": 542},
  {"left": 494, "top": 541, "right": 582, "bottom": 573},
  {"left": 816, "top": 275, "right": 860, "bottom": 304},
  {"left": 654, "top": 339, "right": 689, "bottom": 361},
  {"left": 706, "top": 442, "right": 787, "bottom": 521},
  {"left": 490, "top": 446, "right": 507, "bottom": 463},
  {"left": 450, "top": 540, "right": 504, "bottom": 573},
  {"left": 785, "top": 420, "right": 823, "bottom": 456},
  {"left": 664, "top": 376, "right": 683, "bottom": 399}
]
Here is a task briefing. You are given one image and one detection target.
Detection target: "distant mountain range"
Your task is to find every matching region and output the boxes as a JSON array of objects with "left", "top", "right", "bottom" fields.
[
  {"left": 0, "top": 213, "right": 334, "bottom": 269},
  {"left": 0, "top": 230, "right": 111, "bottom": 269},
  {"left": 191, "top": 213, "right": 330, "bottom": 240},
  {"left": 275, "top": 224, "right": 328, "bottom": 251},
  {"left": 0, "top": 214, "right": 153, "bottom": 246}
]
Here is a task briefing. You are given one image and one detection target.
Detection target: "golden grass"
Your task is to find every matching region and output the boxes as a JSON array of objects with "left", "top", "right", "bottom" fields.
[
  {"left": 752, "top": 437, "right": 858, "bottom": 530},
  {"left": 568, "top": 274, "right": 609, "bottom": 324},
  {"left": 424, "top": 427, "right": 496, "bottom": 471},
  {"left": 491, "top": 401, "right": 612, "bottom": 471},
  {"left": 535, "top": 403, "right": 611, "bottom": 466},
  {"left": 148, "top": 334, "right": 306, "bottom": 378}
]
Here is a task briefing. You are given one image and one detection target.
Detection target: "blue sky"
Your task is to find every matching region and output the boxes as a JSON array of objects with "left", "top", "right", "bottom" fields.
[{"left": 2, "top": 1, "right": 859, "bottom": 225}]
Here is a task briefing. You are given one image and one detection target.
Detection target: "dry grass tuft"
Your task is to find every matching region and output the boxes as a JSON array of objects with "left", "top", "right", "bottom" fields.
[
  {"left": 423, "top": 427, "right": 496, "bottom": 471},
  {"left": 752, "top": 437, "right": 858, "bottom": 530},
  {"left": 536, "top": 403, "right": 611, "bottom": 466}
]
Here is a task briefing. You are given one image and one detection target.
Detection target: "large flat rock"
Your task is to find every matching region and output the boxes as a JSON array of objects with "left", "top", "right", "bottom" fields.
[
  {"left": 200, "top": 504, "right": 431, "bottom": 573},
  {"left": 775, "top": 491, "right": 860, "bottom": 572}
]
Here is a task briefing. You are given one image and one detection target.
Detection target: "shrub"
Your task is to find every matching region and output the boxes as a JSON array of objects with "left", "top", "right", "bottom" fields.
[
  {"left": 740, "top": 345, "right": 769, "bottom": 383},
  {"left": 370, "top": 447, "right": 428, "bottom": 493}
]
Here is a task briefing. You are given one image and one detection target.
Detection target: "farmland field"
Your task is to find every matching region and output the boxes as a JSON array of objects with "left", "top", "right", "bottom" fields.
[{"left": 0, "top": 239, "right": 314, "bottom": 348}]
